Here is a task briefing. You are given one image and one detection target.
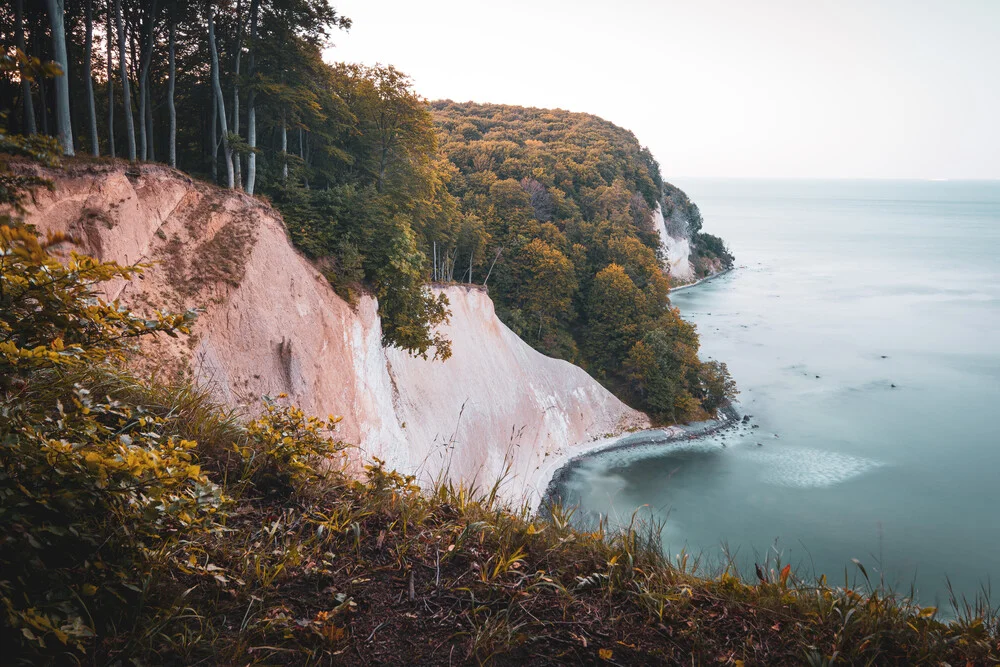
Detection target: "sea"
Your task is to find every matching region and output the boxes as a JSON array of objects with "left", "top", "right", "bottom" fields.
[{"left": 552, "top": 178, "right": 1000, "bottom": 612}]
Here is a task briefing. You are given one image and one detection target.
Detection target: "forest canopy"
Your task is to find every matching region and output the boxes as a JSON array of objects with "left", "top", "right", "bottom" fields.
[
  {"left": 0, "top": 4, "right": 734, "bottom": 421},
  {"left": 431, "top": 102, "right": 736, "bottom": 420}
]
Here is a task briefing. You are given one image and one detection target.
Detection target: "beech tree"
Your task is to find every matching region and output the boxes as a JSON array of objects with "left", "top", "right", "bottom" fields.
[
  {"left": 14, "top": 0, "right": 37, "bottom": 135},
  {"left": 44, "top": 0, "right": 74, "bottom": 155},
  {"left": 82, "top": 0, "right": 98, "bottom": 156},
  {"left": 114, "top": 0, "right": 136, "bottom": 160},
  {"left": 207, "top": 4, "right": 233, "bottom": 188}
]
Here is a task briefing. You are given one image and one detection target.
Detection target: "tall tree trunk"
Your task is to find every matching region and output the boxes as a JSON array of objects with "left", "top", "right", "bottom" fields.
[
  {"left": 299, "top": 128, "right": 309, "bottom": 189},
  {"left": 246, "top": 103, "right": 256, "bottom": 193},
  {"left": 231, "top": 0, "right": 244, "bottom": 189},
  {"left": 106, "top": 0, "right": 115, "bottom": 157},
  {"left": 137, "top": 0, "right": 158, "bottom": 161},
  {"left": 281, "top": 109, "right": 288, "bottom": 183},
  {"left": 168, "top": 17, "right": 176, "bottom": 168},
  {"left": 83, "top": 0, "right": 98, "bottom": 155},
  {"left": 210, "top": 88, "right": 218, "bottom": 181},
  {"left": 45, "top": 0, "right": 75, "bottom": 155},
  {"left": 114, "top": 0, "right": 136, "bottom": 160},
  {"left": 14, "top": 0, "right": 37, "bottom": 135},
  {"left": 34, "top": 31, "right": 50, "bottom": 136},
  {"left": 145, "top": 84, "right": 154, "bottom": 161},
  {"left": 245, "top": 0, "right": 260, "bottom": 194},
  {"left": 208, "top": 6, "right": 234, "bottom": 188}
]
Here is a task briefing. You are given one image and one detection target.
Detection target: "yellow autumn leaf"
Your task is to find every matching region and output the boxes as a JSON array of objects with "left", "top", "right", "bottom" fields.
[{"left": 599, "top": 648, "right": 613, "bottom": 660}]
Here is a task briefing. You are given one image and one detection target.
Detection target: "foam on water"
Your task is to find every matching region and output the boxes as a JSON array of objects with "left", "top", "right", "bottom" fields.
[{"left": 732, "top": 446, "right": 884, "bottom": 488}]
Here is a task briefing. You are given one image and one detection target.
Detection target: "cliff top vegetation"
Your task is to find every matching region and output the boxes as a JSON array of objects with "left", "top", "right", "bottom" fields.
[{"left": 432, "top": 101, "right": 735, "bottom": 421}]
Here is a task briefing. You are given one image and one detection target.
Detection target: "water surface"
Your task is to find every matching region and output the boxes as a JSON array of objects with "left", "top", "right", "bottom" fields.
[{"left": 555, "top": 179, "right": 1000, "bottom": 609}]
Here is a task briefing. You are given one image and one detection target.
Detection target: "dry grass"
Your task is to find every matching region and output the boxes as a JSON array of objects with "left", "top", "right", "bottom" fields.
[{"left": 90, "top": 439, "right": 999, "bottom": 666}]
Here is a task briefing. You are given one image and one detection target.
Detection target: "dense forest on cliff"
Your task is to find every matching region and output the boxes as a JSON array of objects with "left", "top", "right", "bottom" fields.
[
  {"left": 0, "top": 0, "right": 733, "bottom": 420},
  {"left": 431, "top": 102, "right": 734, "bottom": 417}
]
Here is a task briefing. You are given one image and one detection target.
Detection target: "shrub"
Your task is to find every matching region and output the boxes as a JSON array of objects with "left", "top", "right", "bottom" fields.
[
  {"left": 0, "top": 223, "right": 217, "bottom": 658},
  {"left": 235, "top": 397, "right": 347, "bottom": 496}
]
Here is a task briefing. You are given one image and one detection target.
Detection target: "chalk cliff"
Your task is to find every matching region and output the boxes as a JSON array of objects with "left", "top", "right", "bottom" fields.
[
  {"left": 654, "top": 182, "right": 728, "bottom": 283},
  {"left": 21, "top": 162, "right": 647, "bottom": 506}
]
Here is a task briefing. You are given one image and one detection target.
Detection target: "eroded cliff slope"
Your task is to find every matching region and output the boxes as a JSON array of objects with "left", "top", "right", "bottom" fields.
[{"left": 21, "top": 162, "right": 647, "bottom": 505}]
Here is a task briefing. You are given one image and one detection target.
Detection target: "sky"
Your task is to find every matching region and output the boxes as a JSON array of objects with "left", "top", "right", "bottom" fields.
[{"left": 324, "top": 0, "right": 1000, "bottom": 180}]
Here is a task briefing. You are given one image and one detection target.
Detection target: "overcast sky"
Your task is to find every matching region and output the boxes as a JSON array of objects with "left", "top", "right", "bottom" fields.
[{"left": 325, "top": 0, "right": 1000, "bottom": 180}]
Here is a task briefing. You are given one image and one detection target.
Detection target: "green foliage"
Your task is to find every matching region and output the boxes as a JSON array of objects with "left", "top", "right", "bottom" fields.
[
  {"left": 277, "top": 182, "right": 453, "bottom": 360},
  {"left": 432, "top": 102, "right": 731, "bottom": 420},
  {"left": 624, "top": 317, "right": 721, "bottom": 422},
  {"left": 586, "top": 264, "right": 647, "bottom": 370},
  {"left": 0, "top": 226, "right": 196, "bottom": 389},
  {"left": 235, "top": 397, "right": 346, "bottom": 496},
  {"left": 0, "top": 225, "right": 218, "bottom": 658},
  {"left": 694, "top": 231, "right": 735, "bottom": 267}
]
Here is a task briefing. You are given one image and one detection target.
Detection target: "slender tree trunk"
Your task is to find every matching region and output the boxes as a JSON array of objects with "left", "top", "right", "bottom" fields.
[
  {"left": 114, "top": 0, "right": 136, "bottom": 160},
  {"left": 83, "top": 0, "right": 99, "bottom": 156},
  {"left": 208, "top": 6, "right": 234, "bottom": 188},
  {"left": 34, "top": 31, "right": 50, "bottom": 136},
  {"left": 210, "top": 88, "right": 218, "bottom": 181},
  {"left": 168, "top": 18, "right": 176, "bottom": 168},
  {"left": 137, "top": 0, "right": 158, "bottom": 161},
  {"left": 299, "top": 128, "right": 309, "bottom": 189},
  {"left": 45, "top": 0, "right": 75, "bottom": 155},
  {"left": 39, "top": 78, "right": 49, "bottom": 135},
  {"left": 245, "top": 0, "right": 260, "bottom": 194},
  {"left": 106, "top": 0, "right": 115, "bottom": 157},
  {"left": 137, "top": 70, "right": 145, "bottom": 157},
  {"left": 15, "top": 0, "right": 37, "bottom": 135},
  {"left": 231, "top": 0, "right": 244, "bottom": 189},
  {"left": 281, "top": 109, "right": 288, "bottom": 183},
  {"left": 246, "top": 103, "right": 256, "bottom": 193},
  {"left": 145, "top": 84, "right": 154, "bottom": 161}
]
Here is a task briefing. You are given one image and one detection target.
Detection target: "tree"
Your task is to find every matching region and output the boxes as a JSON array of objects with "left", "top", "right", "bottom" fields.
[
  {"left": 83, "top": 0, "right": 99, "bottom": 156},
  {"left": 244, "top": 0, "right": 260, "bottom": 192},
  {"left": 167, "top": 11, "right": 176, "bottom": 167},
  {"left": 624, "top": 318, "right": 702, "bottom": 423},
  {"left": 208, "top": 5, "right": 234, "bottom": 188},
  {"left": 231, "top": 0, "right": 246, "bottom": 187},
  {"left": 137, "top": 0, "right": 160, "bottom": 161},
  {"left": 698, "top": 360, "right": 737, "bottom": 413},
  {"left": 510, "top": 238, "right": 576, "bottom": 341},
  {"left": 585, "top": 263, "right": 647, "bottom": 373},
  {"left": 114, "top": 0, "right": 136, "bottom": 161},
  {"left": 105, "top": 0, "right": 114, "bottom": 157},
  {"left": 14, "top": 0, "right": 37, "bottom": 136},
  {"left": 44, "top": 0, "right": 75, "bottom": 156}
]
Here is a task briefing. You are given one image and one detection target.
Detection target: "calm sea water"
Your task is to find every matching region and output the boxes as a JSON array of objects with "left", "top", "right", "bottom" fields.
[{"left": 555, "top": 179, "right": 1000, "bottom": 610}]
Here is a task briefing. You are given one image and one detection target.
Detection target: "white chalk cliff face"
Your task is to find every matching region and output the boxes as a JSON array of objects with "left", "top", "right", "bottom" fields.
[
  {"left": 651, "top": 203, "right": 695, "bottom": 282},
  {"left": 22, "top": 163, "right": 647, "bottom": 507}
]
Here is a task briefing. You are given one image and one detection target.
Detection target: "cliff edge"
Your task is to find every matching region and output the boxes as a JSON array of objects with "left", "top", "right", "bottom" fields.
[{"left": 21, "top": 162, "right": 647, "bottom": 506}]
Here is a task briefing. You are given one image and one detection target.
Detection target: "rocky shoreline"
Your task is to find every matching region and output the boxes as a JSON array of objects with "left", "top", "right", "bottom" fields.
[
  {"left": 538, "top": 403, "right": 740, "bottom": 514},
  {"left": 670, "top": 266, "right": 734, "bottom": 293}
]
